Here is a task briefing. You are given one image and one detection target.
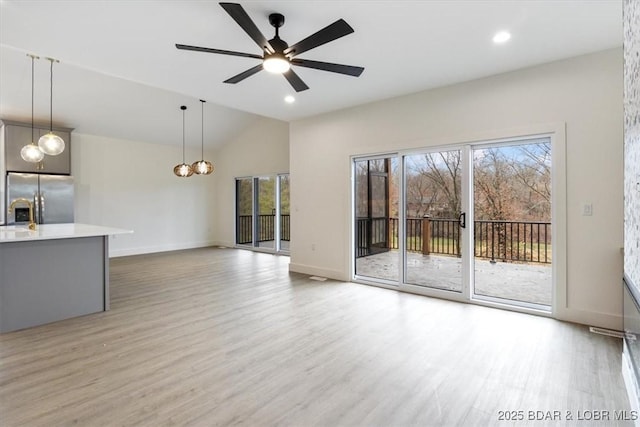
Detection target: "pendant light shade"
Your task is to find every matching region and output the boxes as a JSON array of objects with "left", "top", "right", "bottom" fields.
[
  {"left": 21, "top": 54, "right": 44, "bottom": 163},
  {"left": 38, "top": 58, "right": 65, "bottom": 156},
  {"left": 174, "top": 105, "right": 193, "bottom": 177},
  {"left": 174, "top": 163, "right": 193, "bottom": 177},
  {"left": 193, "top": 160, "right": 213, "bottom": 175},
  {"left": 21, "top": 143, "right": 45, "bottom": 163},
  {"left": 192, "top": 99, "right": 213, "bottom": 175},
  {"left": 38, "top": 133, "right": 65, "bottom": 156}
]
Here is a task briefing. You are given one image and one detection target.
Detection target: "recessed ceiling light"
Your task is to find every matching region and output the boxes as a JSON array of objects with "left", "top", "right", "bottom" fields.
[
  {"left": 284, "top": 95, "right": 295, "bottom": 104},
  {"left": 493, "top": 31, "right": 511, "bottom": 44}
]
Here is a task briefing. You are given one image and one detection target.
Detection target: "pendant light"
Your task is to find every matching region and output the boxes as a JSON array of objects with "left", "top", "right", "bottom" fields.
[
  {"left": 21, "top": 54, "right": 45, "bottom": 163},
  {"left": 38, "top": 58, "right": 65, "bottom": 156},
  {"left": 173, "top": 105, "right": 193, "bottom": 177},
  {"left": 192, "top": 99, "right": 213, "bottom": 175}
]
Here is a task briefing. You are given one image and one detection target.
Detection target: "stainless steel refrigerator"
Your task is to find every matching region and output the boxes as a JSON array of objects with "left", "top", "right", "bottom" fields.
[{"left": 6, "top": 173, "right": 74, "bottom": 225}]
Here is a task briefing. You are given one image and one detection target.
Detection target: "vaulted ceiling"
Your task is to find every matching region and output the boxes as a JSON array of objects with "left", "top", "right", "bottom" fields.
[{"left": 0, "top": 1, "right": 622, "bottom": 148}]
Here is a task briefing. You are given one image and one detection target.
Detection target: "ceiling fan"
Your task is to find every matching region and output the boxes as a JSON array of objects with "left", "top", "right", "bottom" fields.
[{"left": 176, "top": 2, "right": 364, "bottom": 92}]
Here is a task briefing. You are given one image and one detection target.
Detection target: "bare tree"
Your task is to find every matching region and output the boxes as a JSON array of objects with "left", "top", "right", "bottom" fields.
[
  {"left": 405, "top": 172, "right": 441, "bottom": 217},
  {"left": 509, "top": 143, "right": 551, "bottom": 219},
  {"left": 408, "top": 151, "right": 462, "bottom": 218},
  {"left": 474, "top": 148, "right": 517, "bottom": 220}
]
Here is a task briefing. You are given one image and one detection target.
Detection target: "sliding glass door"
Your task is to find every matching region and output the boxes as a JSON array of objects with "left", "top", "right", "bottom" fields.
[
  {"left": 279, "top": 175, "right": 290, "bottom": 253},
  {"left": 236, "top": 177, "right": 253, "bottom": 248},
  {"left": 472, "top": 140, "right": 552, "bottom": 308},
  {"left": 354, "top": 156, "right": 399, "bottom": 283},
  {"left": 352, "top": 136, "right": 553, "bottom": 312},
  {"left": 236, "top": 174, "right": 290, "bottom": 253},
  {"left": 403, "top": 149, "right": 464, "bottom": 293},
  {"left": 257, "top": 177, "right": 276, "bottom": 250}
]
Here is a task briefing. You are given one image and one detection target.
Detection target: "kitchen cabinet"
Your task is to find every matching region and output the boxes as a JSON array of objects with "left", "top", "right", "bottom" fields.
[
  {"left": 0, "top": 223, "right": 132, "bottom": 332},
  {"left": 1, "top": 120, "right": 72, "bottom": 175}
]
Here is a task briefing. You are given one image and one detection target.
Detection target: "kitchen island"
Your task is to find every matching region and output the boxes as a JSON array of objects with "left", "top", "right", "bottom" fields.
[{"left": 0, "top": 223, "right": 132, "bottom": 333}]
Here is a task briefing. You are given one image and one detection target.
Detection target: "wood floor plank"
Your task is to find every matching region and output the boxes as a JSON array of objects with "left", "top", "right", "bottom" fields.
[{"left": 0, "top": 247, "right": 632, "bottom": 426}]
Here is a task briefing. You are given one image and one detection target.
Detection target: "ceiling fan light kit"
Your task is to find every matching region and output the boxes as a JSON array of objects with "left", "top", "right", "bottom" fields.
[
  {"left": 176, "top": 2, "right": 364, "bottom": 92},
  {"left": 262, "top": 13, "right": 290, "bottom": 74},
  {"left": 263, "top": 53, "right": 290, "bottom": 74}
]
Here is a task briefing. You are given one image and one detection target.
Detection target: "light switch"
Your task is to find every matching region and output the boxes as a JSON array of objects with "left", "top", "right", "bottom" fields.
[{"left": 582, "top": 203, "right": 593, "bottom": 216}]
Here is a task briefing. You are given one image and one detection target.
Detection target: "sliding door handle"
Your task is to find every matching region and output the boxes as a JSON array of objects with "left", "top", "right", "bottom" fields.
[{"left": 459, "top": 212, "right": 466, "bottom": 228}]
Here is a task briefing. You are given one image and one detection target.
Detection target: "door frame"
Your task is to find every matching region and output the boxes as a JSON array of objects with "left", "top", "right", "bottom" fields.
[
  {"left": 351, "top": 153, "right": 400, "bottom": 288},
  {"left": 234, "top": 173, "right": 290, "bottom": 255},
  {"left": 398, "top": 144, "right": 470, "bottom": 302},
  {"left": 350, "top": 123, "right": 566, "bottom": 319},
  {"left": 469, "top": 137, "right": 553, "bottom": 312}
]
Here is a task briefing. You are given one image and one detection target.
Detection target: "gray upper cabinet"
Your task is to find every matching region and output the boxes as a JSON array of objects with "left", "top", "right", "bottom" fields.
[{"left": 2, "top": 121, "right": 72, "bottom": 175}]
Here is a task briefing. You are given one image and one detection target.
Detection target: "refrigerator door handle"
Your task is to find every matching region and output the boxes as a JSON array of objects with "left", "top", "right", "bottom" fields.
[
  {"left": 39, "top": 192, "right": 44, "bottom": 223},
  {"left": 33, "top": 193, "right": 40, "bottom": 224}
]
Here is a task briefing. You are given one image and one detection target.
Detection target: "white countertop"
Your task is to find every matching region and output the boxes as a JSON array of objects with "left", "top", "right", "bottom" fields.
[{"left": 0, "top": 223, "right": 133, "bottom": 243}]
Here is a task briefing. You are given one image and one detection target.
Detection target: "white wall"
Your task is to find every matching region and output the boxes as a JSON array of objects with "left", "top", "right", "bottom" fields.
[
  {"left": 211, "top": 117, "right": 289, "bottom": 247},
  {"left": 289, "top": 48, "right": 624, "bottom": 329},
  {"left": 624, "top": 0, "right": 640, "bottom": 292},
  {"left": 72, "top": 133, "right": 216, "bottom": 257}
]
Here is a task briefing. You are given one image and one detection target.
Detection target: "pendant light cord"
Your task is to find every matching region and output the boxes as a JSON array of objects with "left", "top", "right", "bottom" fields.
[
  {"left": 31, "top": 55, "right": 35, "bottom": 143},
  {"left": 49, "top": 59, "right": 53, "bottom": 132},
  {"left": 182, "top": 108, "right": 186, "bottom": 163},
  {"left": 179, "top": 105, "right": 187, "bottom": 166},
  {"left": 200, "top": 100, "right": 205, "bottom": 160},
  {"left": 27, "top": 54, "right": 41, "bottom": 143}
]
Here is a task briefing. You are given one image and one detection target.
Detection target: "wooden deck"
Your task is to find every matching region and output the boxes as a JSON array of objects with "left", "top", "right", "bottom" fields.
[{"left": 0, "top": 247, "right": 629, "bottom": 426}]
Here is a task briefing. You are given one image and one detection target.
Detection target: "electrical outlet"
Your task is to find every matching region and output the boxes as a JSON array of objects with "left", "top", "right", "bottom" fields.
[
  {"left": 311, "top": 243, "right": 316, "bottom": 251},
  {"left": 582, "top": 203, "right": 593, "bottom": 216}
]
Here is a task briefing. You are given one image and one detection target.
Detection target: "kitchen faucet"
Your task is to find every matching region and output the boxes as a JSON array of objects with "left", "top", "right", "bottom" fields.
[{"left": 8, "top": 198, "right": 37, "bottom": 230}]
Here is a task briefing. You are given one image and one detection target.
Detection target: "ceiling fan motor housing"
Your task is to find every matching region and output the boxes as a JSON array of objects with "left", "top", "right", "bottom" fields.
[
  {"left": 267, "top": 13, "right": 288, "bottom": 53},
  {"left": 268, "top": 37, "right": 289, "bottom": 54},
  {"left": 269, "top": 13, "right": 285, "bottom": 28}
]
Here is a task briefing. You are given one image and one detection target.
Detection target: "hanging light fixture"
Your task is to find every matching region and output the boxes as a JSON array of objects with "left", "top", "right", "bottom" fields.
[
  {"left": 21, "top": 54, "right": 45, "bottom": 163},
  {"left": 38, "top": 57, "right": 65, "bottom": 156},
  {"left": 192, "top": 99, "right": 213, "bottom": 175},
  {"left": 173, "top": 105, "right": 193, "bottom": 177}
]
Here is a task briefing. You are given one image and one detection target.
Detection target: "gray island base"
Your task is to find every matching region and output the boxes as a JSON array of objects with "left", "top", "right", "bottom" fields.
[{"left": 0, "top": 224, "right": 131, "bottom": 333}]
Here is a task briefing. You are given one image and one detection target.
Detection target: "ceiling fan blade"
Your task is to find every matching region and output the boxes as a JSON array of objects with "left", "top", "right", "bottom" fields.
[
  {"left": 283, "top": 69, "right": 309, "bottom": 92},
  {"left": 224, "top": 64, "right": 264, "bottom": 84},
  {"left": 284, "top": 19, "right": 354, "bottom": 58},
  {"left": 291, "top": 58, "right": 364, "bottom": 77},
  {"left": 176, "top": 44, "right": 263, "bottom": 60},
  {"left": 220, "top": 2, "right": 274, "bottom": 53}
]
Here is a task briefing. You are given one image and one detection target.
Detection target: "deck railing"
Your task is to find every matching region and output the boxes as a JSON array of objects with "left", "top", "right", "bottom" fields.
[
  {"left": 474, "top": 220, "right": 550, "bottom": 264},
  {"left": 236, "top": 214, "right": 290, "bottom": 245},
  {"left": 238, "top": 215, "right": 550, "bottom": 263},
  {"left": 356, "top": 217, "right": 389, "bottom": 258},
  {"left": 360, "top": 217, "right": 551, "bottom": 264}
]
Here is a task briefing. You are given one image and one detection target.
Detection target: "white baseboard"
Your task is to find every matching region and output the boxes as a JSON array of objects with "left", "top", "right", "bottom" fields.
[
  {"left": 109, "top": 240, "right": 216, "bottom": 258},
  {"left": 555, "top": 306, "right": 623, "bottom": 331},
  {"left": 288, "top": 262, "right": 348, "bottom": 281},
  {"left": 211, "top": 240, "right": 235, "bottom": 248},
  {"left": 623, "top": 341, "right": 640, "bottom": 426}
]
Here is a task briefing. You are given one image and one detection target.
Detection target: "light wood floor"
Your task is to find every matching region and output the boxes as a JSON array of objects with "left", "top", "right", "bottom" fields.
[{"left": 0, "top": 247, "right": 632, "bottom": 426}]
